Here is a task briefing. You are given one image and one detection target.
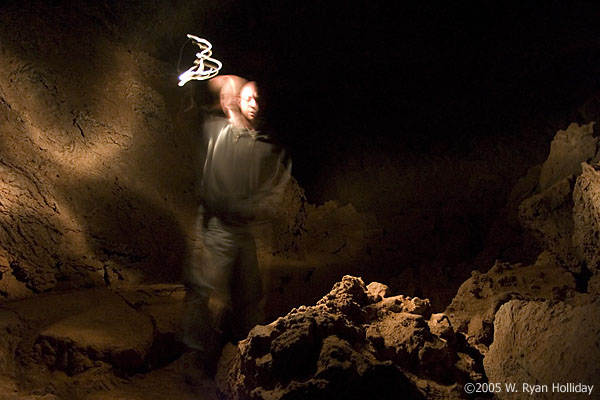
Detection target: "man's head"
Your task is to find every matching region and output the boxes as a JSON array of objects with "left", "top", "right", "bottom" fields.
[
  {"left": 207, "top": 75, "right": 247, "bottom": 116},
  {"left": 220, "top": 76, "right": 246, "bottom": 116},
  {"left": 239, "top": 81, "right": 260, "bottom": 128}
]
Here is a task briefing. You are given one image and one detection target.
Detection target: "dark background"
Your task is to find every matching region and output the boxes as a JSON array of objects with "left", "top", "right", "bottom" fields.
[{"left": 183, "top": 1, "right": 600, "bottom": 200}]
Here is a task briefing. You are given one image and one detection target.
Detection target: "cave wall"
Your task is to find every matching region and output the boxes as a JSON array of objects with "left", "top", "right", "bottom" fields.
[
  {"left": 1, "top": 3, "right": 600, "bottom": 397},
  {"left": 0, "top": 1, "right": 214, "bottom": 298},
  {"left": 2, "top": 0, "right": 600, "bottom": 313}
]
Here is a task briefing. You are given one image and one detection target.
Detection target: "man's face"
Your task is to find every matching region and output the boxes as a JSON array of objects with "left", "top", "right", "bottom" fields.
[{"left": 239, "top": 83, "right": 259, "bottom": 124}]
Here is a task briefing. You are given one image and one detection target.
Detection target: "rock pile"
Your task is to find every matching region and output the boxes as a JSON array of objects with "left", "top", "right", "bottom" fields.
[{"left": 216, "top": 276, "right": 482, "bottom": 400}]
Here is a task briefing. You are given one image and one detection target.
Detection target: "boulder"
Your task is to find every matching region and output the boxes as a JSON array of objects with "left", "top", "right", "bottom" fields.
[
  {"left": 0, "top": 285, "right": 190, "bottom": 397},
  {"left": 484, "top": 298, "right": 600, "bottom": 399},
  {"left": 445, "top": 254, "right": 577, "bottom": 353}
]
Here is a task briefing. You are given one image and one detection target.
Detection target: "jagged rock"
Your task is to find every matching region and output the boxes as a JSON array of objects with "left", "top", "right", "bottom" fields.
[
  {"left": 445, "top": 254, "right": 577, "bottom": 353},
  {"left": 518, "top": 125, "right": 600, "bottom": 289},
  {"left": 538, "top": 122, "right": 598, "bottom": 192},
  {"left": 217, "top": 276, "right": 478, "bottom": 400},
  {"left": 518, "top": 161, "right": 600, "bottom": 287},
  {"left": 428, "top": 313, "right": 455, "bottom": 345},
  {"left": 0, "top": 285, "right": 196, "bottom": 398},
  {"left": 484, "top": 298, "right": 600, "bottom": 399},
  {"left": 366, "top": 281, "right": 391, "bottom": 301}
]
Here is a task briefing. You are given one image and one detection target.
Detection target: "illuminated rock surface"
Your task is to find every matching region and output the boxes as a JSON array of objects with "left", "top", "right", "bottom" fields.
[
  {"left": 216, "top": 276, "right": 479, "bottom": 400},
  {"left": 518, "top": 123, "right": 600, "bottom": 283},
  {"left": 484, "top": 298, "right": 600, "bottom": 400},
  {"left": 466, "top": 124, "right": 600, "bottom": 398},
  {"left": 445, "top": 253, "right": 578, "bottom": 354}
]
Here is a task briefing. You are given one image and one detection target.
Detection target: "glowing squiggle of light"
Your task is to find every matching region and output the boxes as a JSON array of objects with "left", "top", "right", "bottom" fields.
[{"left": 178, "top": 35, "right": 222, "bottom": 86}]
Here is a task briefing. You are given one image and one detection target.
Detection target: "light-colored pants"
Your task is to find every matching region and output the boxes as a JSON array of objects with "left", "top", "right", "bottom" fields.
[{"left": 183, "top": 213, "right": 264, "bottom": 361}]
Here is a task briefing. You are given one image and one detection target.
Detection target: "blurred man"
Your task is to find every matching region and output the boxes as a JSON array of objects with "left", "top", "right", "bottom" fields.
[{"left": 183, "top": 77, "right": 290, "bottom": 380}]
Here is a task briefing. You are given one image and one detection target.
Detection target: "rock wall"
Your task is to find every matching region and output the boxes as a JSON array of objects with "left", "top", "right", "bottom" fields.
[{"left": 0, "top": 2, "right": 208, "bottom": 299}]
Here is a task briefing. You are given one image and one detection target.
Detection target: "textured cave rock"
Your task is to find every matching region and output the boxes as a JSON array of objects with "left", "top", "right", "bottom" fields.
[
  {"left": 462, "top": 122, "right": 600, "bottom": 397},
  {"left": 518, "top": 176, "right": 577, "bottom": 265},
  {"left": 573, "top": 163, "right": 600, "bottom": 294},
  {"left": 0, "top": 284, "right": 186, "bottom": 397},
  {"left": 36, "top": 292, "right": 154, "bottom": 374},
  {"left": 484, "top": 298, "right": 600, "bottom": 400},
  {"left": 0, "top": 2, "right": 201, "bottom": 299},
  {"left": 538, "top": 122, "right": 598, "bottom": 191},
  {"left": 1, "top": 1, "right": 600, "bottom": 399},
  {"left": 445, "top": 253, "right": 578, "bottom": 354},
  {"left": 216, "top": 276, "right": 479, "bottom": 400},
  {"left": 518, "top": 122, "right": 600, "bottom": 286}
]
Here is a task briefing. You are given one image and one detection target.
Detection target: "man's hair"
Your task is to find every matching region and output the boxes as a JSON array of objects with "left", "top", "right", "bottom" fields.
[
  {"left": 220, "top": 76, "right": 247, "bottom": 114},
  {"left": 240, "top": 81, "right": 259, "bottom": 96}
]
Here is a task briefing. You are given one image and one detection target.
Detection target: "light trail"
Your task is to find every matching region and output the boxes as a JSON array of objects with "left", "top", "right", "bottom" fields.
[{"left": 178, "top": 35, "right": 222, "bottom": 87}]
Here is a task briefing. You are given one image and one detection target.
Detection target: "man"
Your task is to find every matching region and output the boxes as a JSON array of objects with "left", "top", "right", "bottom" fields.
[{"left": 183, "top": 78, "right": 290, "bottom": 379}]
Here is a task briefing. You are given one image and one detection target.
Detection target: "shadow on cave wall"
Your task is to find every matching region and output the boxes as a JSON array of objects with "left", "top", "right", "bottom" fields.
[
  {"left": 0, "top": 1, "right": 210, "bottom": 295},
  {"left": 64, "top": 177, "right": 188, "bottom": 284}
]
